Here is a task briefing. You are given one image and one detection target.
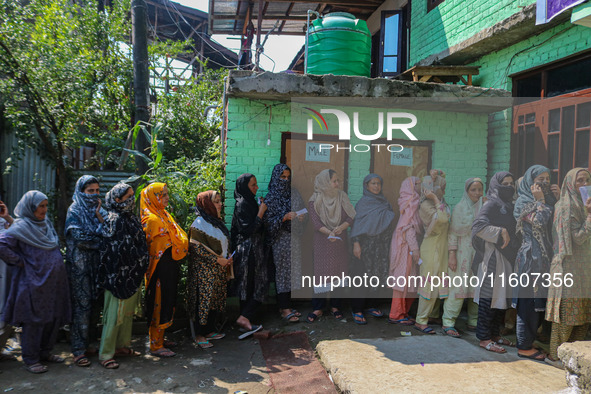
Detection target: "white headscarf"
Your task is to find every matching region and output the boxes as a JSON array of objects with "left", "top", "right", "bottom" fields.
[{"left": 308, "top": 169, "right": 356, "bottom": 231}]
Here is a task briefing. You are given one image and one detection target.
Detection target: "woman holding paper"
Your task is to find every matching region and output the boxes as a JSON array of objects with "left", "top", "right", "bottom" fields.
[
  {"left": 187, "top": 190, "right": 232, "bottom": 348},
  {"left": 264, "top": 164, "right": 307, "bottom": 323},
  {"left": 546, "top": 168, "right": 591, "bottom": 367},
  {"left": 307, "top": 169, "right": 356, "bottom": 323},
  {"left": 349, "top": 174, "right": 395, "bottom": 324}
]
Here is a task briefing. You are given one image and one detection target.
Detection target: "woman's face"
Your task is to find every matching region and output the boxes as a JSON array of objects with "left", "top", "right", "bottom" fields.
[
  {"left": 161, "top": 186, "right": 170, "bottom": 208},
  {"left": 248, "top": 176, "right": 258, "bottom": 196},
  {"left": 575, "top": 171, "right": 591, "bottom": 189},
  {"left": 212, "top": 194, "right": 222, "bottom": 217},
  {"left": 34, "top": 199, "right": 49, "bottom": 221},
  {"left": 116, "top": 188, "right": 134, "bottom": 203},
  {"left": 367, "top": 177, "right": 382, "bottom": 195},
  {"left": 329, "top": 173, "right": 340, "bottom": 189},
  {"left": 467, "top": 182, "right": 483, "bottom": 203},
  {"left": 279, "top": 169, "right": 290, "bottom": 181},
  {"left": 534, "top": 172, "right": 550, "bottom": 184},
  {"left": 83, "top": 183, "right": 100, "bottom": 195},
  {"left": 501, "top": 176, "right": 515, "bottom": 187}
]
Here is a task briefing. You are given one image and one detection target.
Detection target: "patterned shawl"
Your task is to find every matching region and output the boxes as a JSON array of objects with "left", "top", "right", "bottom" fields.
[
  {"left": 191, "top": 190, "right": 230, "bottom": 258},
  {"left": 308, "top": 169, "right": 356, "bottom": 230},
  {"left": 552, "top": 168, "right": 590, "bottom": 266},
  {"left": 99, "top": 184, "right": 149, "bottom": 299},
  {"left": 141, "top": 182, "right": 188, "bottom": 286},
  {"left": 7, "top": 191, "right": 59, "bottom": 251},
  {"left": 450, "top": 178, "right": 484, "bottom": 238},
  {"left": 65, "top": 175, "right": 107, "bottom": 238},
  {"left": 350, "top": 174, "right": 395, "bottom": 238},
  {"left": 264, "top": 164, "right": 305, "bottom": 243},
  {"left": 514, "top": 164, "right": 556, "bottom": 220}
]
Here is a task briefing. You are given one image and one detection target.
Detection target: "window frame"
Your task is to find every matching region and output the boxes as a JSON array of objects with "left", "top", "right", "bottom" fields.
[{"left": 378, "top": 10, "right": 406, "bottom": 78}]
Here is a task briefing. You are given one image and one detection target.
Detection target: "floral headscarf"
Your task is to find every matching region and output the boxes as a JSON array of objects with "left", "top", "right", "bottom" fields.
[
  {"left": 65, "top": 175, "right": 107, "bottom": 237},
  {"left": 140, "top": 182, "right": 188, "bottom": 286}
]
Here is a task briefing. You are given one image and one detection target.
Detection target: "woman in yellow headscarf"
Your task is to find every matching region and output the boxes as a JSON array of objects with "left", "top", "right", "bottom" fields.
[{"left": 141, "top": 183, "right": 188, "bottom": 357}]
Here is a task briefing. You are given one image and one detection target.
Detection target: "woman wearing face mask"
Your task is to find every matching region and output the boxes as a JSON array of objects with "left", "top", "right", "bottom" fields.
[
  {"left": 307, "top": 169, "right": 356, "bottom": 323},
  {"left": 264, "top": 164, "right": 307, "bottom": 323},
  {"left": 472, "top": 172, "right": 520, "bottom": 353},
  {"left": 0, "top": 191, "right": 71, "bottom": 373},
  {"left": 141, "top": 183, "right": 188, "bottom": 357},
  {"left": 65, "top": 175, "right": 107, "bottom": 367},
  {"left": 513, "top": 165, "right": 560, "bottom": 360},
  {"left": 414, "top": 171, "right": 450, "bottom": 334},
  {"left": 187, "top": 190, "right": 232, "bottom": 348},
  {"left": 441, "top": 178, "right": 484, "bottom": 338},
  {"left": 349, "top": 174, "right": 395, "bottom": 324},
  {"left": 97, "top": 184, "right": 148, "bottom": 368},
  {"left": 545, "top": 168, "right": 591, "bottom": 368},
  {"left": 389, "top": 176, "right": 423, "bottom": 325},
  {"left": 231, "top": 174, "right": 268, "bottom": 338}
]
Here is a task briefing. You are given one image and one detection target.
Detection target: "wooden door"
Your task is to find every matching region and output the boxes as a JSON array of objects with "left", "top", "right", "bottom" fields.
[{"left": 370, "top": 139, "right": 432, "bottom": 221}]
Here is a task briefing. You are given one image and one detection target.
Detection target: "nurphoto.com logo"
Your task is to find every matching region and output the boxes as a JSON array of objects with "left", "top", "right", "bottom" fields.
[{"left": 304, "top": 107, "right": 419, "bottom": 153}]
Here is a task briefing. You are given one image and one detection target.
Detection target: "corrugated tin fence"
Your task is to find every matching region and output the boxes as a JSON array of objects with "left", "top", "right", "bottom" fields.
[
  {"left": 1, "top": 131, "right": 134, "bottom": 213},
  {"left": 0, "top": 131, "right": 55, "bottom": 211}
]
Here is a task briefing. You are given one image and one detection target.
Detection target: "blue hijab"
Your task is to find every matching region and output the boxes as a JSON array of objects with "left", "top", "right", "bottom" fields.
[
  {"left": 65, "top": 175, "right": 107, "bottom": 237},
  {"left": 514, "top": 165, "right": 556, "bottom": 220}
]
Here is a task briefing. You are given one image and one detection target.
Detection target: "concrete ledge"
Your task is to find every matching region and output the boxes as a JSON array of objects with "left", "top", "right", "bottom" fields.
[
  {"left": 558, "top": 341, "right": 591, "bottom": 391},
  {"left": 227, "top": 71, "right": 511, "bottom": 101}
]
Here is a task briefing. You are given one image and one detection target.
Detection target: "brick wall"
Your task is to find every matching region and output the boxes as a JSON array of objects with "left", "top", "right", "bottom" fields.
[{"left": 224, "top": 97, "right": 489, "bottom": 224}]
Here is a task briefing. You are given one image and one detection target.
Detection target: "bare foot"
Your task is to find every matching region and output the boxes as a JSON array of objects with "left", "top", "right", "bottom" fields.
[{"left": 236, "top": 315, "right": 252, "bottom": 331}]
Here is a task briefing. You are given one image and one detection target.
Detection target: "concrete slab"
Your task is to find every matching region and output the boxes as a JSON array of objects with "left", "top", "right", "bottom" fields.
[{"left": 317, "top": 336, "right": 569, "bottom": 393}]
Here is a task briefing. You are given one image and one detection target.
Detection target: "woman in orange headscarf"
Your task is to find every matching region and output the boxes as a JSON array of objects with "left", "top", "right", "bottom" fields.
[{"left": 141, "top": 183, "right": 188, "bottom": 357}]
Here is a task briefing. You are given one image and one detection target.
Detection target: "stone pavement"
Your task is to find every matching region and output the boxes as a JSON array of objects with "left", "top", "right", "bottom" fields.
[{"left": 316, "top": 334, "right": 570, "bottom": 393}]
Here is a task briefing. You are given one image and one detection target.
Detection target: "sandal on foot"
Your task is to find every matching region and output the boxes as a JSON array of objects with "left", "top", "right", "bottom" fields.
[
  {"left": 494, "top": 337, "right": 515, "bottom": 347},
  {"left": 366, "top": 308, "right": 384, "bottom": 318},
  {"left": 150, "top": 348, "right": 176, "bottom": 358},
  {"left": 332, "top": 310, "right": 344, "bottom": 320},
  {"left": 100, "top": 359, "right": 119, "bottom": 369},
  {"left": 545, "top": 356, "right": 564, "bottom": 369},
  {"left": 518, "top": 350, "right": 546, "bottom": 361},
  {"left": 291, "top": 309, "right": 302, "bottom": 317},
  {"left": 114, "top": 347, "right": 140, "bottom": 357},
  {"left": 163, "top": 340, "right": 178, "bottom": 348},
  {"left": 282, "top": 312, "right": 300, "bottom": 323},
  {"left": 443, "top": 327, "right": 462, "bottom": 338},
  {"left": 24, "top": 362, "right": 48, "bottom": 374},
  {"left": 205, "top": 332, "right": 226, "bottom": 340},
  {"left": 307, "top": 312, "right": 321, "bottom": 323},
  {"left": 73, "top": 354, "right": 91, "bottom": 367},
  {"left": 352, "top": 312, "right": 367, "bottom": 325},
  {"left": 388, "top": 318, "right": 414, "bottom": 326},
  {"left": 414, "top": 325, "right": 436, "bottom": 334},
  {"left": 41, "top": 354, "right": 65, "bottom": 363},
  {"left": 480, "top": 341, "right": 506, "bottom": 354},
  {"left": 238, "top": 324, "right": 262, "bottom": 340},
  {"left": 197, "top": 340, "right": 213, "bottom": 349}
]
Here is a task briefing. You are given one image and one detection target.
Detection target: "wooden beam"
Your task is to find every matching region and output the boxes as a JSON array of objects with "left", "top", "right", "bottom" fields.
[
  {"left": 264, "top": 0, "right": 381, "bottom": 4},
  {"left": 212, "top": 14, "right": 309, "bottom": 21}
]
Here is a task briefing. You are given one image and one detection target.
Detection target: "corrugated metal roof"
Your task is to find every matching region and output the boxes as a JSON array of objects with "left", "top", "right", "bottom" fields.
[{"left": 209, "top": 0, "right": 383, "bottom": 35}]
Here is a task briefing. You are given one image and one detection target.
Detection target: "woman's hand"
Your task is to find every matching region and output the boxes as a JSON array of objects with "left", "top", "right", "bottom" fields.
[
  {"left": 551, "top": 184, "right": 560, "bottom": 200},
  {"left": 500, "top": 228, "right": 510, "bottom": 249},
  {"left": 411, "top": 249, "right": 420, "bottom": 264},
  {"left": 217, "top": 256, "right": 233, "bottom": 267},
  {"left": 353, "top": 242, "right": 361, "bottom": 259},
  {"left": 283, "top": 212, "right": 297, "bottom": 222},
  {"left": 531, "top": 184, "right": 544, "bottom": 202},
  {"left": 95, "top": 199, "right": 104, "bottom": 223},
  {"left": 257, "top": 200, "right": 267, "bottom": 218},
  {"left": 328, "top": 231, "right": 337, "bottom": 242},
  {"left": 585, "top": 197, "right": 591, "bottom": 216},
  {"left": 448, "top": 251, "right": 457, "bottom": 271},
  {"left": 424, "top": 190, "right": 439, "bottom": 204}
]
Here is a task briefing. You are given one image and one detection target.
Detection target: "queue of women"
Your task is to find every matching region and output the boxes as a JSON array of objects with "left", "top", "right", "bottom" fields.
[{"left": 0, "top": 163, "right": 590, "bottom": 374}]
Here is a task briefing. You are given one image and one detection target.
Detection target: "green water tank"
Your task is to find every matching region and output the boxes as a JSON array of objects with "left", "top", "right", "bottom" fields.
[{"left": 306, "top": 12, "right": 371, "bottom": 77}]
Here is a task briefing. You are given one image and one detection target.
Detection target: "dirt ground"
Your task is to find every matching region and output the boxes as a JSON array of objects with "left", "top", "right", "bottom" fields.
[{"left": 0, "top": 299, "right": 511, "bottom": 394}]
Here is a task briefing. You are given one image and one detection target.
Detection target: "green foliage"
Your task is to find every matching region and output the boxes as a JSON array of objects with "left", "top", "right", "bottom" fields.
[
  {"left": 153, "top": 68, "right": 226, "bottom": 161},
  {"left": 0, "top": 0, "right": 133, "bottom": 169}
]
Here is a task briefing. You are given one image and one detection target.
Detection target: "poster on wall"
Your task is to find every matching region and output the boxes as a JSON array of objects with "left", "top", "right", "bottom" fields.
[
  {"left": 391, "top": 147, "right": 413, "bottom": 166},
  {"left": 305, "top": 142, "right": 330, "bottom": 162},
  {"left": 536, "top": 0, "right": 586, "bottom": 24}
]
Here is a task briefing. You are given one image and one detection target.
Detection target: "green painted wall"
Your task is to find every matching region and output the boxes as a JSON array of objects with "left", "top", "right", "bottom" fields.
[
  {"left": 224, "top": 97, "right": 490, "bottom": 224},
  {"left": 410, "top": 0, "right": 534, "bottom": 66}
]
